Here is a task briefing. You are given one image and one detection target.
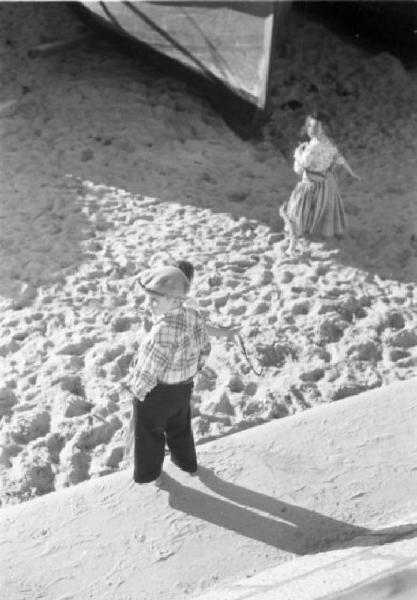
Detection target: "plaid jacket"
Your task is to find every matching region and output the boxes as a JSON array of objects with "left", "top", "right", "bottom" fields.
[{"left": 130, "top": 306, "right": 211, "bottom": 399}]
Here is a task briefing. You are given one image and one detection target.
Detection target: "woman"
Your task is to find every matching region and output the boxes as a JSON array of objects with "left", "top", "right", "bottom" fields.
[{"left": 280, "top": 112, "right": 360, "bottom": 255}]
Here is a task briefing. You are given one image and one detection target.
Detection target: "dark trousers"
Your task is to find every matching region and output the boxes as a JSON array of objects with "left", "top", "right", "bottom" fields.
[{"left": 133, "top": 380, "right": 197, "bottom": 483}]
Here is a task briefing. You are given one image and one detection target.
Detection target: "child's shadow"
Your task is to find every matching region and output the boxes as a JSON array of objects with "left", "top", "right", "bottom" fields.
[{"left": 162, "top": 467, "right": 417, "bottom": 555}]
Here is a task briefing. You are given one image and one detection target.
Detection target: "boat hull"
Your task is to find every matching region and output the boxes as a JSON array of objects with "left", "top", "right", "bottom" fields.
[{"left": 74, "top": 1, "right": 283, "bottom": 134}]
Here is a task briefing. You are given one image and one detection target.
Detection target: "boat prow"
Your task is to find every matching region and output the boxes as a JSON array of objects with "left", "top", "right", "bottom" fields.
[{"left": 74, "top": 1, "right": 288, "bottom": 136}]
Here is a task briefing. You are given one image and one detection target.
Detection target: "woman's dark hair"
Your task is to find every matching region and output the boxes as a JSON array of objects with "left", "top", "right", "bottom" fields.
[{"left": 176, "top": 260, "right": 195, "bottom": 283}]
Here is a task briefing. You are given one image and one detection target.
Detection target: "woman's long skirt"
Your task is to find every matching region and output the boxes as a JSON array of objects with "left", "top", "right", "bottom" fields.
[{"left": 285, "top": 170, "right": 347, "bottom": 238}]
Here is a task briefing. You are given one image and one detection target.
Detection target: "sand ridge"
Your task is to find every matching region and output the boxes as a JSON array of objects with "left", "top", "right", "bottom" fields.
[{"left": 0, "top": 3, "right": 416, "bottom": 505}]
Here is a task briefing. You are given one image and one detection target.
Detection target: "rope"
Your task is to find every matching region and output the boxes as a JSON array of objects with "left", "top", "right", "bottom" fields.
[
  {"left": 209, "top": 320, "right": 264, "bottom": 377},
  {"left": 236, "top": 333, "right": 264, "bottom": 377}
]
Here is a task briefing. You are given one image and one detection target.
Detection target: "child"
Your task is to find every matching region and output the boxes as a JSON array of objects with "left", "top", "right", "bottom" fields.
[
  {"left": 280, "top": 111, "right": 360, "bottom": 255},
  {"left": 149, "top": 253, "right": 240, "bottom": 340},
  {"left": 128, "top": 264, "right": 211, "bottom": 485}
]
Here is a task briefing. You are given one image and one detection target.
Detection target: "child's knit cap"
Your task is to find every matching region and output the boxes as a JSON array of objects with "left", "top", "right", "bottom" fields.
[{"left": 138, "top": 266, "right": 190, "bottom": 299}]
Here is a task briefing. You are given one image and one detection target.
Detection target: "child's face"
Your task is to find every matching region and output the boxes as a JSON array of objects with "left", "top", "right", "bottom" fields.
[{"left": 145, "top": 293, "right": 178, "bottom": 316}]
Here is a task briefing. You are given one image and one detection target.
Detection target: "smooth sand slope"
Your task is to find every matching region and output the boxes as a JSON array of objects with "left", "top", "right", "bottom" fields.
[{"left": 1, "top": 378, "right": 417, "bottom": 600}]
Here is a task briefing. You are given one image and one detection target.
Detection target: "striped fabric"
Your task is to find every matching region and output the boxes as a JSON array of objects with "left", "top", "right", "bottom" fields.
[
  {"left": 286, "top": 168, "right": 347, "bottom": 238},
  {"left": 130, "top": 306, "right": 211, "bottom": 399}
]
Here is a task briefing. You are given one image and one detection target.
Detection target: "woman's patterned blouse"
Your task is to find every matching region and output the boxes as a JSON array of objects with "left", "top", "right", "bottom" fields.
[{"left": 293, "top": 137, "right": 345, "bottom": 174}]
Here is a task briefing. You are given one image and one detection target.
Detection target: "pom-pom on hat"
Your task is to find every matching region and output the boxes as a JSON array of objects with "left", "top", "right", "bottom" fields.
[{"left": 138, "top": 266, "right": 190, "bottom": 299}]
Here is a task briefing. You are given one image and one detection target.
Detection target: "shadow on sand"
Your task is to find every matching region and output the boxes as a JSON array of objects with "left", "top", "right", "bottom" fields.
[{"left": 160, "top": 466, "right": 417, "bottom": 556}]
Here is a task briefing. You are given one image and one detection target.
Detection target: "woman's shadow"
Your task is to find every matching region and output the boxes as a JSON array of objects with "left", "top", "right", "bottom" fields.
[{"left": 161, "top": 466, "right": 417, "bottom": 556}]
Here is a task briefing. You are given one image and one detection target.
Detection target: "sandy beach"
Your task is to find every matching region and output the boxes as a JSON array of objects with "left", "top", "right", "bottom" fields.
[{"left": 0, "top": 2, "right": 416, "bottom": 505}]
